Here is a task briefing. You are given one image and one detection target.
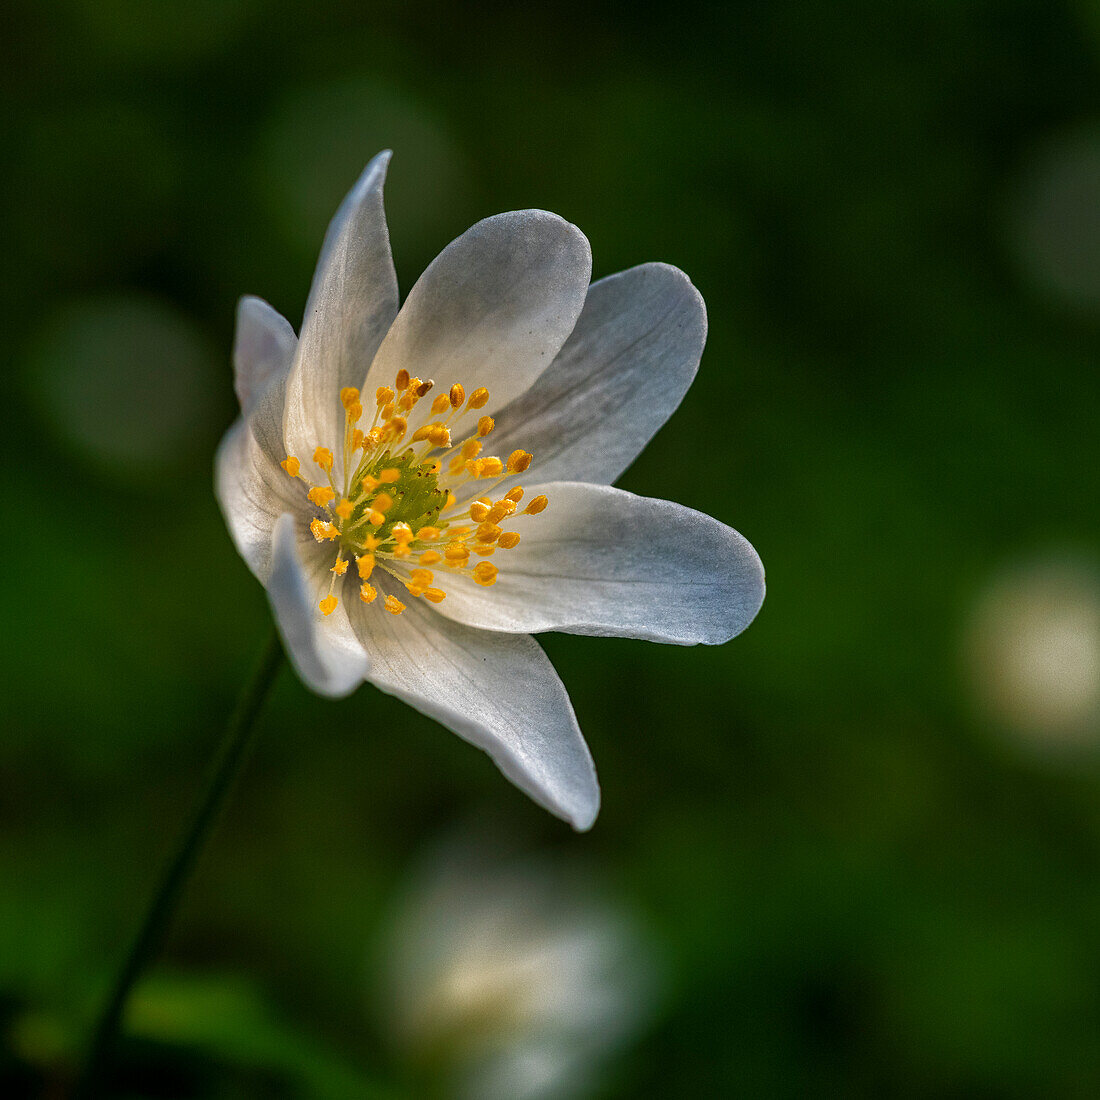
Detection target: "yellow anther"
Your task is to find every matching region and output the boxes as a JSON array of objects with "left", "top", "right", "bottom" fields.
[
  {"left": 498, "top": 531, "right": 521, "bottom": 549},
  {"left": 397, "top": 393, "right": 415, "bottom": 412},
  {"left": 444, "top": 542, "right": 470, "bottom": 562},
  {"left": 368, "top": 510, "right": 386, "bottom": 527},
  {"left": 480, "top": 457, "right": 504, "bottom": 478},
  {"left": 310, "top": 518, "right": 339, "bottom": 541},
  {"left": 430, "top": 425, "right": 451, "bottom": 448},
  {"left": 335, "top": 498, "right": 354, "bottom": 519},
  {"left": 379, "top": 416, "right": 407, "bottom": 442},
  {"left": 340, "top": 387, "right": 360, "bottom": 408},
  {"left": 366, "top": 428, "right": 383, "bottom": 448},
  {"left": 505, "top": 486, "right": 524, "bottom": 503},
  {"left": 416, "top": 526, "right": 441, "bottom": 541},
  {"left": 410, "top": 568, "right": 434, "bottom": 588},
  {"left": 412, "top": 424, "right": 436, "bottom": 442},
  {"left": 281, "top": 456, "right": 300, "bottom": 477},
  {"left": 507, "top": 449, "right": 532, "bottom": 473},
  {"left": 476, "top": 522, "right": 502, "bottom": 543},
  {"left": 486, "top": 503, "right": 512, "bottom": 524},
  {"left": 381, "top": 402, "right": 396, "bottom": 420},
  {"left": 384, "top": 594, "right": 406, "bottom": 615},
  {"left": 416, "top": 379, "right": 434, "bottom": 397},
  {"left": 419, "top": 550, "right": 442, "bottom": 565},
  {"left": 449, "top": 525, "right": 471, "bottom": 537},
  {"left": 376, "top": 386, "right": 394, "bottom": 406},
  {"left": 372, "top": 493, "right": 394, "bottom": 513},
  {"left": 430, "top": 393, "right": 450, "bottom": 415},
  {"left": 477, "top": 416, "right": 495, "bottom": 437},
  {"left": 447, "top": 456, "right": 466, "bottom": 475},
  {"left": 319, "top": 595, "right": 338, "bottom": 615},
  {"left": 446, "top": 493, "right": 457, "bottom": 509},
  {"left": 395, "top": 368, "right": 410, "bottom": 391},
  {"left": 359, "top": 583, "right": 377, "bottom": 604},
  {"left": 356, "top": 554, "right": 375, "bottom": 580},
  {"left": 422, "top": 588, "right": 447, "bottom": 603},
  {"left": 392, "top": 522, "right": 413, "bottom": 543},
  {"left": 346, "top": 401, "right": 363, "bottom": 422},
  {"left": 524, "top": 495, "right": 548, "bottom": 515},
  {"left": 461, "top": 439, "right": 482, "bottom": 460},
  {"left": 473, "top": 545, "right": 497, "bottom": 557},
  {"left": 449, "top": 383, "right": 465, "bottom": 408},
  {"left": 469, "top": 501, "right": 490, "bottom": 522},
  {"left": 331, "top": 558, "right": 348, "bottom": 575},
  {"left": 472, "top": 562, "right": 498, "bottom": 586},
  {"left": 362, "top": 534, "right": 383, "bottom": 551},
  {"left": 468, "top": 387, "right": 489, "bottom": 409},
  {"left": 351, "top": 429, "right": 366, "bottom": 451},
  {"left": 313, "top": 447, "right": 333, "bottom": 471},
  {"left": 379, "top": 468, "right": 401, "bottom": 484},
  {"left": 307, "top": 486, "right": 336, "bottom": 507}
]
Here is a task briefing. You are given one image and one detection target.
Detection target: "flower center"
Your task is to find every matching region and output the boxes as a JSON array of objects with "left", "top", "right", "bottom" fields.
[{"left": 280, "top": 369, "right": 546, "bottom": 617}]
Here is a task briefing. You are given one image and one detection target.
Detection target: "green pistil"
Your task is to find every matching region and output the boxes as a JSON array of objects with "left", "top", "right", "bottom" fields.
[{"left": 341, "top": 450, "right": 448, "bottom": 553}]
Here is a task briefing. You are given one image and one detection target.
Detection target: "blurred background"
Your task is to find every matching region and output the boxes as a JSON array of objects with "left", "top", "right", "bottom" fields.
[{"left": 3, "top": 0, "right": 1100, "bottom": 1095}]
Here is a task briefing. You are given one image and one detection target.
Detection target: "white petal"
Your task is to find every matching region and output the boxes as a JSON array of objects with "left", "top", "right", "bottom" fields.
[
  {"left": 365, "top": 210, "right": 591, "bottom": 419},
  {"left": 489, "top": 263, "right": 706, "bottom": 486},
  {"left": 348, "top": 588, "right": 599, "bottom": 830},
  {"left": 267, "top": 513, "right": 369, "bottom": 698},
  {"left": 232, "top": 296, "right": 297, "bottom": 417},
  {"left": 214, "top": 418, "right": 303, "bottom": 582},
  {"left": 432, "top": 481, "right": 765, "bottom": 645},
  {"left": 284, "top": 151, "right": 400, "bottom": 480}
]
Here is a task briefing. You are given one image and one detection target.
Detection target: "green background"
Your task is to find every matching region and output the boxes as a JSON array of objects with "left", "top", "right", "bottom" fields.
[{"left": 3, "top": 0, "right": 1100, "bottom": 1095}]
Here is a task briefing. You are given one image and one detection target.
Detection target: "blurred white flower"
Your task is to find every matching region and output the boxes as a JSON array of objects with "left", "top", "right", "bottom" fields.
[
  {"left": 965, "top": 557, "right": 1100, "bottom": 749},
  {"left": 378, "top": 847, "right": 656, "bottom": 1100},
  {"left": 216, "top": 150, "right": 765, "bottom": 829}
]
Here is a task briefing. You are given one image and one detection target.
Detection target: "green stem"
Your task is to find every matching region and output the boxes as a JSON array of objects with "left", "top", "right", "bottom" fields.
[{"left": 75, "top": 627, "right": 285, "bottom": 1097}]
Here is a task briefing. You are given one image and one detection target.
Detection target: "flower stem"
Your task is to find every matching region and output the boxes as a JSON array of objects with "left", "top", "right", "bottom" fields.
[{"left": 75, "top": 627, "right": 285, "bottom": 1097}]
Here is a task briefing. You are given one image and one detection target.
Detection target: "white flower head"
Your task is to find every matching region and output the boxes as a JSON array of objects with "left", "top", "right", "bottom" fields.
[
  {"left": 377, "top": 844, "right": 657, "bottom": 1100},
  {"left": 216, "top": 151, "right": 765, "bottom": 829}
]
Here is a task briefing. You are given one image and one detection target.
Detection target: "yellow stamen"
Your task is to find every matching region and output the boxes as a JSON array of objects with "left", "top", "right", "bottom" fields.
[
  {"left": 419, "top": 550, "right": 442, "bottom": 565},
  {"left": 498, "top": 531, "right": 521, "bottom": 549},
  {"left": 356, "top": 554, "right": 375, "bottom": 580},
  {"left": 384, "top": 594, "right": 406, "bottom": 615},
  {"left": 281, "top": 456, "right": 300, "bottom": 477},
  {"left": 469, "top": 501, "right": 490, "bottom": 522},
  {"left": 430, "top": 393, "right": 450, "bottom": 415},
  {"left": 395, "top": 368, "right": 410, "bottom": 391},
  {"left": 340, "top": 387, "right": 360, "bottom": 408},
  {"left": 416, "top": 379, "right": 434, "bottom": 397},
  {"left": 449, "top": 383, "right": 465, "bottom": 408},
  {"left": 372, "top": 493, "right": 394, "bottom": 513},
  {"left": 331, "top": 558, "right": 348, "bottom": 575},
  {"left": 307, "top": 486, "right": 336, "bottom": 507},
  {"left": 360, "top": 583, "right": 377, "bottom": 604},
  {"left": 319, "top": 595, "right": 338, "bottom": 615},
  {"left": 422, "top": 588, "right": 447, "bottom": 603},
  {"left": 362, "top": 534, "right": 383, "bottom": 551},
  {"left": 379, "top": 468, "right": 401, "bottom": 484},
  {"left": 476, "top": 522, "right": 502, "bottom": 544},
  {"left": 472, "top": 562, "right": 498, "bottom": 586},
  {"left": 376, "top": 386, "right": 394, "bottom": 406},
  {"left": 486, "top": 502, "right": 513, "bottom": 524},
  {"left": 335, "top": 498, "right": 354, "bottom": 519},
  {"left": 347, "top": 401, "right": 363, "bottom": 422},
  {"left": 524, "top": 495, "right": 548, "bottom": 515},
  {"left": 310, "top": 519, "right": 339, "bottom": 541},
  {"left": 477, "top": 416, "right": 495, "bottom": 437},
  {"left": 507, "top": 449, "right": 532, "bottom": 473},
  {"left": 505, "top": 486, "right": 524, "bottom": 503},
  {"left": 468, "top": 387, "right": 489, "bottom": 409},
  {"left": 313, "top": 447, "right": 333, "bottom": 472}
]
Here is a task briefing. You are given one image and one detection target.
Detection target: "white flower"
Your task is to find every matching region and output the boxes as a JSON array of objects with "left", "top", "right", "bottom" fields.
[
  {"left": 215, "top": 151, "right": 765, "bottom": 830},
  {"left": 377, "top": 845, "right": 656, "bottom": 1100}
]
